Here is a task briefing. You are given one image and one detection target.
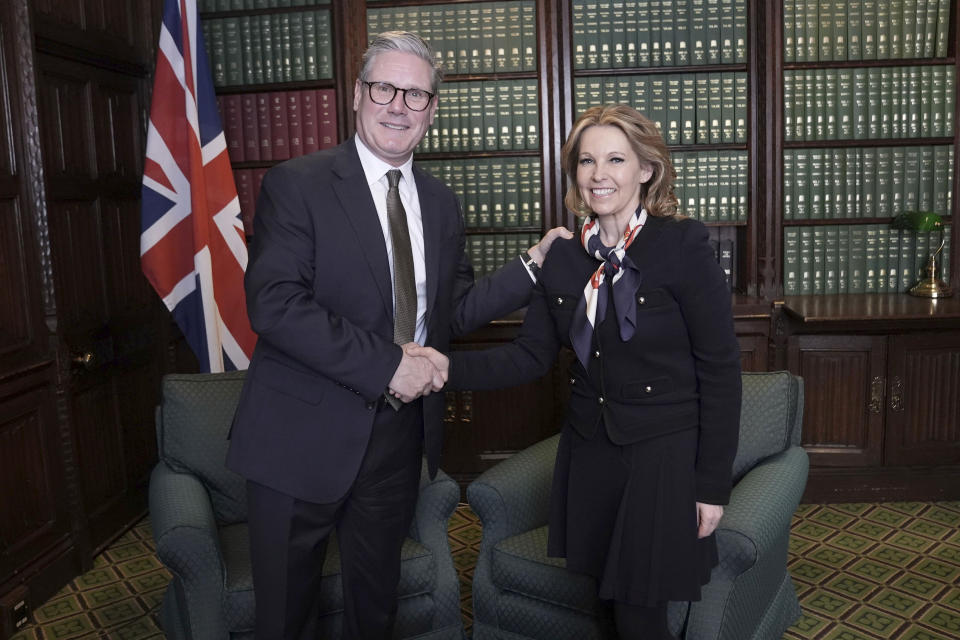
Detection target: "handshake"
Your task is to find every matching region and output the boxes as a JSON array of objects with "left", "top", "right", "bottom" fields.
[{"left": 387, "top": 343, "right": 450, "bottom": 403}]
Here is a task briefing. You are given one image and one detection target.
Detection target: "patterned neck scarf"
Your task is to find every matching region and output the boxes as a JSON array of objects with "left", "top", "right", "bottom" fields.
[{"left": 570, "top": 208, "right": 647, "bottom": 368}]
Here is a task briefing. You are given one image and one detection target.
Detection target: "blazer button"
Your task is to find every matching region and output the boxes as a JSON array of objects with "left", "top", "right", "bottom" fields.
[
  {"left": 366, "top": 401, "right": 375, "bottom": 410},
  {"left": 598, "top": 396, "right": 605, "bottom": 404},
  {"left": 645, "top": 385, "right": 653, "bottom": 393},
  {"left": 593, "top": 350, "right": 601, "bottom": 358},
  {"left": 556, "top": 297, "right": 564, "bottom": 305},
  {"left": 638, "top": 295, "right": 646, "bottom": 304},
  {"left": 569, "top": 377, "right": 576, "bottom": 385}
]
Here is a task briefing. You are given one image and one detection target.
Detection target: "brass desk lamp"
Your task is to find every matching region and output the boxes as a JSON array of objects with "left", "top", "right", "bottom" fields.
[{"left": 891, "top": 211, "right": 952, "bottom": 298}]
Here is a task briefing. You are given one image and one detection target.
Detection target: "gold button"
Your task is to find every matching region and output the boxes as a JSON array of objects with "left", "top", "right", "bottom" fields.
[
  {"left": 645, "top": 385, "right": 652, "bottom": 393},
  {"left": 638, "top": 296, "right": 646, "bottom": 304}
]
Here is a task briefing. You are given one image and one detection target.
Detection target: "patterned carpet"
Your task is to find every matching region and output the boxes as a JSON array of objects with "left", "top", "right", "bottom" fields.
[{"left": 8, "top": 502, "right": 960, "bottom": 639}]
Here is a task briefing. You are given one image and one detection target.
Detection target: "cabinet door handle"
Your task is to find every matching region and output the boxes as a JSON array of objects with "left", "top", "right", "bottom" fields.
[
  {"left": 869, "top": 376, "right": 884, "bottom": 414},
  {"left": 890, "top": 376, "right": 903, "bottom": 412}
]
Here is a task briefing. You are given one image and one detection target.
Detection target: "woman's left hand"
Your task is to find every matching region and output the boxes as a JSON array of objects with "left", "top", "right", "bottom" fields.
[{"left": 696, "top": 502, "right": 724, "bottom": 539}]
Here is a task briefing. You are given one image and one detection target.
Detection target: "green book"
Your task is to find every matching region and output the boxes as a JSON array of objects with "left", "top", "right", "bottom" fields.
[
  {"left": 469, "top": 83, "right": 484, "bottom": 150},
  {"left": 448, "top": 7, "right": 463, "bottom": 74},
  {"left": 617, "top": 76, "right": 632, "bottom": 106},
  {"left": 694, "top": 74, "right": 709, "bottom": 143},
  {"left": 477, "top": 161, "right": 492, "bottom": 227},
  {"left": 574, "top": 78, "right": 588, "bottom": 113},
  {"left": 867, "top": 68, "right": 881, "bottom": 138},
  {"left": 507, "top": 2, "right": 524, "bottom": 72},
  {"left": 945, "top": 65, "right": 955, "bottom": 137},
  {"left": 690, "top": 0, "right": 706, "bottom": 64},
  {"left": 864, "top": 224, "right": 879, "bottom": 292},
  {"left": 717, "top": 151, "right": 732, "bottom": 221},
  {"left": 814, "top": 225, "right": 840, "bottom": 295},
  {"left": 463, "top": 161, "right": 479, "bottom": 228},
  {"left": 721, "top": 73, "right": 735, "bottom": 143},
  {"left": 735, "top": 73, "right": 747, "bottom": 143},
  {"left": 719, "top": 0, "right": 734, "bottom": 64},
  {"left": 239, "top": 16, "right": 255, "bottom": 85},
  {"left": 935, "top": 0, "right": 950, "bottom": 58},
  {"left": 468, "top": 5, "right": 483, "bottom": 74},
  {"left": 837, "top": 68, "right": 853, "bottom": 139},
  {"left": 489, "top": 160, "right": 505, "bottom": 227},
  {"left": 799, "top": 226, "right": 814, "bottom": 294},
  {"left": 598, "top": 0, "right": 614, "bottom": 67},
  {"left": 650, "top": 75, "right": 668, "bottom": 137},
  {"left": 829, "top": 148, "right": 844, "bottom": 219},
  {"left": 673, "top": 152, "right": 686, "bottom": 214},
  {"left": 705, "top": 0, "right": 721, "bottom": 64},
  {"left": 666, "top": 75, "right": 682, "bottom": 145},
  {"left": 675, "top": 0, "right": 690, "bottom": 65},
  {"left": 804, "top": 70, "right": 816, "bottom": 140},
  {"left": 814, "top": 69, "right": 826, "bottom": 140},
  {"left": 875, "top": 0, "right": 889, "bottom": 59},
  {"left": 492, "top": 2, "right": 508, "bottom": 73},
  {"left": 480, "top": 3, "right": 496, "bottom": 74},
  {"left": 818, "top": 0, "right": 833, "bottom": 61},
  {"left": 734, "top": 0, "right": 747, "bottom": 63},
  {"left": 437, "top": 96, "right": 450, "bottom": 154},
  {"left": 679, "top": 75, "right": 695, "bottom": 144},
  {"left": 813, "top": 225, "right": 826, "bottom": 294},
  {"left": 289, "top": 12, "right": 305, "bottom": 82},
  {"left": 649, "top": 0, "right": 662, "bottom": 66},
  {"left": 875, "top": 146, "right": 892, "bottom": 219},
  {"left": 838, "top": 225, "right": 850, "bottom": 291},
  {"left": 683, "top": 153, "right": 699, "bottom": 218},
  {"left": 783, "top": 72, "right": 795, "bottom": 142},
  {"left": 876, "top": 226, "right": 889, "bottom": 292},
  {"left": 587, "top": 76, "right": 603, "bottom": 110},
  {"left": 511, "top": 81, "right": 526, "bottom": 149},
  {"left": 848, "top": 0, "right": 862, "bottom": 59},
  {"left": 899, "top": 228, "right": 915, "bottom": 291},
  {"left": 919, "top": 145, "right": 934, "bottom": 215},
  {"left": 861, "top": 147, "right": 876, "bottom": 218},
  {"left": 503, "top": 158, "right": 520, "bottom": 228},
  {"left": 531, "top": 161, "right": 543, "bottom": 226},
  {"left": 920, "top": 66, "right": 933, "bottom": 137},
  {"left": 845, "top": 148, "right": 859, "bottom": 217},
  {"left": 602, "top": 76, "right": 618, "bottom": 104},
  {"left": 794, "top": 0, "right": 806, "bottom": 62},
  {"left": 892, "top": 66, "right": 903, "bottom": 138},
  {"left": 459, "top": 84, "right": 473, "bottom": 151},
  {"left": 697, "top": 153, "right": 709, "bottom": 220},
  {"left": 522, "top": 2, "right": 536, "bottom": 70},
  {"left": 941, "top": 225, "right": 951, "bottom": 284},
  {"left": 902, "top": 146, "right": 921, "bottom": 213},
  {"left": 737, "top": 151, "right": 748, "bottom": 221},
  {"left": 832, "top": 0, "right": 847, "bottom": 59},
  {"left": 518, "top": 158, "right": 533, "bottom": 226},
  {"left": 784, "top": 0, "right": 795, "bottom": 63},
  {"left": 933, "top": 145, "right": 950, "bottom": 215},
  {"left": 889, "top": 0, "right": 903, "bottom": 58},
  {"left": 222, "top": 18, "right": 243, "bottom": 86},
  {"left": 794, "top": 148, "right": 809, "bottom": 219},
  {"left": 783, "top": 227, "right": 801, "bottom": 295},
  {"left": 783, "top": 149, "right": 795, "bottom": 220},
  {"left": 278, "top": 13, "right": 292, "bottom": 82},
  {"left": 661, "top": 0, "right": 676, "bottom": 66},
  {"left": 890, "top": 146, "right": 906, "bottom": 217},
  {"left": 879, "top": 66, "right": 893, "bottom": 138},
  {"left": 862, "top": 0, "right": 877, "bottom": 59},
  {"left": 482, "top": 83, "right": 498, "bottom": 150},
  {"left": 853, "top": 68, "right": 868, "bottom": 140},
  {"left": 886, "top": 225, "right": 900, "bottom": 291},
  {"left": 585, "top": 2, "right": 600, "bottom": 68},
  {"left": 822, "top": 69, "right": 837, "bottom": 138},
  {"left": 902, "top": 0, "right": 917, "bottom": 59},
  {"left": 916, "top": 0, "right": 930, "bottom": 58},
  {"left": 302, "top": 11, "right": 317, "bottom": 81},
  {"left": 611, "top": 1, "right": 627, "bottom": 68},
  {"left": 624, "top": 1, "right": 639, "bottom": 66},
  {"left": 206, "top": 20, "right": 226, "bottom": 87},
  {"left": 931, "top": 64, "right": 946, "bottom": 137},
  {"left": 708, "top": 72, "right": 722, "bottom": 144},
  {"left": 497, "top": 82, "right": 512, "bottom": 150},
  {"left": 525, "top": 80, "right": 539, "bottom": 149},
  {"left": 804, "top": 0, "right": 818, "bottom": 61},
  {"left": 448, "top": 89, "right": 461, "bottom": 154},
  {"left": 809, "top": 149, "right": 824, "bottom": 219},
  {"left": 849, "top": 225, "right": 867, "bottom": 292},
  {"left": 316, "top": 10, "right": 332, "bottom": 79},
  {"left": 907, "top": 66, "right": 921, "bottom": 138},
  {"left": 852, "top": 148, "right": 863, "bottom": 218},
  {"left": 468, "top": 236, "right": 484, "bottom": 276}
]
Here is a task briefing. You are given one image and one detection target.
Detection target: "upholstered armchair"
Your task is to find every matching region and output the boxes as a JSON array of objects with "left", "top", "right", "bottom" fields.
[
  {"left": 466, "top": 370, "right": 809, "bottom": 640},
  {"left": 149, "top": 371, "right": 464, "bottom": 640}
]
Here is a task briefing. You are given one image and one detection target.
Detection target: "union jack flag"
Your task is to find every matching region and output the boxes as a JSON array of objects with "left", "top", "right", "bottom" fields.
[{"left": 141, "top": 0, "right": 256, "bottom": 372}]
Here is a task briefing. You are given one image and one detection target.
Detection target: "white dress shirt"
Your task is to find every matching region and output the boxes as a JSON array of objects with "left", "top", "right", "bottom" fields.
[{"left": 354, "top": 136, "right": 429, "bottom": 345}]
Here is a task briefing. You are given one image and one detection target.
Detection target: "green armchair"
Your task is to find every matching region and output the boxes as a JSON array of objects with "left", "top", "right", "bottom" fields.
[
  {"left": 149, "top": 371, "right": 465, "bottom": 640},
  {"left": 466, "top": 371, "right": 809, "bottom": 640}
]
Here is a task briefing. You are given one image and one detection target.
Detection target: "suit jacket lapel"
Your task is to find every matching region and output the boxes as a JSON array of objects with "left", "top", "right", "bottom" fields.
[
  {"left": 331, "top": 140, "right": 394, "bottom": 322},
  {"left": 415, "top": 164, "right": 442, "bottom": 330}
]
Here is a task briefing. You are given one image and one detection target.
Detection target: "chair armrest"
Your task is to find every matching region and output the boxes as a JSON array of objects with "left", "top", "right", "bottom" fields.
[
  {"left": 149, "top": 462, "right": 229, "bottom": 640},
  {"left": 466, "top": 434, "right": 560, "bottom": 550},
  {"left": 716, "top": 446, "right": 809, "bottom": 566}
]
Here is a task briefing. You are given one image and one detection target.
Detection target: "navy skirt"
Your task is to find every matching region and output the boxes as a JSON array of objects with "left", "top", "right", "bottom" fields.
[{"left": 546, "top": 421, "right": 718, "bottom": 606}]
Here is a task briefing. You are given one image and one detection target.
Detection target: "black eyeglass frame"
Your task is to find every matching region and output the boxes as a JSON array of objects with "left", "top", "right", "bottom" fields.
[{"left": 361, "top": 80, "right": 436, "bottom": 112}]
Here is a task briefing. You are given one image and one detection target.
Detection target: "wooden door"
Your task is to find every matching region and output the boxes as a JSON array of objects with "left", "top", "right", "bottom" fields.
[
  {"left": 884, "top": 332, "right": 960, "bottom": 466},
  {"left": 34, "top": 52, "right": 161, "bottom": 552},
  {"left": 788, "top": 334, "right": 887, "bottom": 467}
]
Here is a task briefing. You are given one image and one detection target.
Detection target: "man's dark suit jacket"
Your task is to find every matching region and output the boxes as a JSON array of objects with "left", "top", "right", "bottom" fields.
[
  {"left": 451, "top": 215, "right": 742, "bottom": 505},
  {"left": 227, "top": 139, "right": 532, "bottom": 504}
]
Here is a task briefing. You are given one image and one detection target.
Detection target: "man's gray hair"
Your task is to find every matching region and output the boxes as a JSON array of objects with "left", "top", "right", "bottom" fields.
[{"left": 359, "top": 31, "right": 444, "bottom": 93}]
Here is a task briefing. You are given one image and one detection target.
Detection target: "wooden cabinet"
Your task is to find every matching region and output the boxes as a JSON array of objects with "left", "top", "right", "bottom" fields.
[{"left": 780, "top": 295, "right": 960, "bottom": 502}]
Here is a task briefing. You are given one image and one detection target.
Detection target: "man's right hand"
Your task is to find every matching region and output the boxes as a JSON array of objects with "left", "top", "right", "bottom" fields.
[{"left": 388, "top": 343, "right": 448, "bottom": 402}]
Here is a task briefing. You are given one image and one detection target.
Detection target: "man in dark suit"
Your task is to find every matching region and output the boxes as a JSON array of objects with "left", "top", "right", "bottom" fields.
[{"left": 226, "top": 31, "right": 569, "bottom": 639}]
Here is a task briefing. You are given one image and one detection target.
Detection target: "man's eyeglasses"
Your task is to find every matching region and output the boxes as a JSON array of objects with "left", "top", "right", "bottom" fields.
[{"left": 361, "top": 81, "right": 435, "bottom": 112}]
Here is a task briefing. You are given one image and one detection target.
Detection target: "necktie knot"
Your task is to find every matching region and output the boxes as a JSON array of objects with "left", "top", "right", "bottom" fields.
[{"left": 387, "top": 169, "right": 402, "bottom": 189}]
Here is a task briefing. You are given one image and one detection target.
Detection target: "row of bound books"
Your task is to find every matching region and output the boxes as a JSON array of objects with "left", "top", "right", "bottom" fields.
[
  {"left": 367, "top": 2, "right": 537, "bottom": 75},
  {"left": 575, "top": 73, "right": 748, "bottom": 145},
  {"left": 468, "top": 233, "right": 543, "bottom": 279},
  {"left": 202, "top": 10, "right": 333, "bottom": 87},
  {"left": 674, "top": 151, "right": 748, "bottom": 223},
  {"left": 709, "top": 226, "right": 738, "bottom": 292},
  {"left": 220, "top": 89, "right": 337, "bottom": 164},
  {"left": 235, "top": 168, "right": 268, "bottom": 235},
  {"left": 416, "top": 79, "right": 540, "bottom": 154},
  {"left": 199, "top": 0, "right": 326, "bottom": 10},
  {"left": 784, "top": 0, "right": 951, "bottom": 63},
  {"left": 572, "top": 0, "right": 748, "bottom": 70},
  {"left": 419, "top": 158, "right": 543, "bottom": 231},
  {"left": 783, "top": 65, "right": 955, "bottom": 142},
  {"left": 783, "top": 145, "right": 954, "bottom": 221},
  {"left": 783, "top": 224, "right": 953, "bottom": 295}
]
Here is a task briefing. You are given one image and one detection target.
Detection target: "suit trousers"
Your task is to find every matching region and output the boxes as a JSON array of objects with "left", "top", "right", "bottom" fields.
[{"left": 246, "top": 400, "right": 424, "bottom": 640}]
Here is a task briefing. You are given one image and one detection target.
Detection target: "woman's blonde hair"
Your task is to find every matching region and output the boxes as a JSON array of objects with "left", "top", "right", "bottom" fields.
[{"left": 561, "top": 104, "right": 679, "bottom": 218}]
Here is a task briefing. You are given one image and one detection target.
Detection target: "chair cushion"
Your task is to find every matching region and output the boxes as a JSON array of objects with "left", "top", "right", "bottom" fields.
[
  {"left": 491, "top": 526, "right": 601, "bottom": 616},
  {"left": 158, "top": 372, "right": 248, "bottom": 524},
  {"left": 732, "top": 372, "right": 801, "bottom": 483},
  {"left": 219, "top": 523, "right": 435, "bottom": 632}
]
